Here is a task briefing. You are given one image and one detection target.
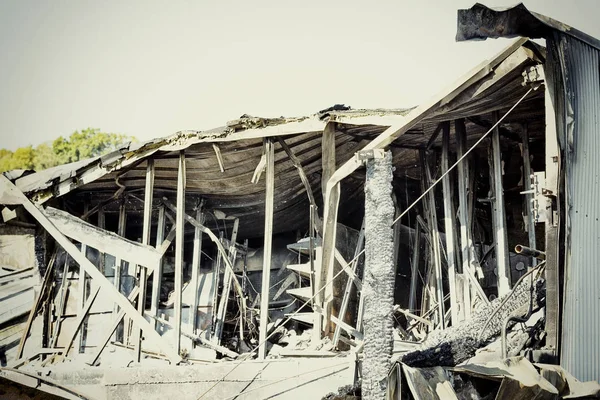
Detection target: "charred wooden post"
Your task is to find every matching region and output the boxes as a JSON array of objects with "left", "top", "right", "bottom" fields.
[
  {"left": 362, "top": 149, "right": 394, "bottom": 400},
  {"left": 521, "top": 124, "right": 537, "bottom": 266},
  {"left": 490, "top": 111, "right": 511, "bottom": 296},
  {"left": 420, "top": 150, "right": 445, "bottom": 329},
  {"left": 151, "top": 205, "right": 166, "bottom": 330},
  {"left": 318, "top": 122, "right": 338, "bottom": 337},
  {"left": 258, "top": 138, "right": 275, "bottom": 359},
  {"left": 456, "top": 119, "right": 473, "bottom": 317},
  {"left": 174, "top": 150, "right": 186, "bottom": 354},
  {"left": 135, "top": 158, "right": 154, "bottom": 362},
  {"left": 408, "top": 220, "right": 421, "bottom": 312},
  {"left": 441, "top": 122, "right": 461, "bottom": 324}
]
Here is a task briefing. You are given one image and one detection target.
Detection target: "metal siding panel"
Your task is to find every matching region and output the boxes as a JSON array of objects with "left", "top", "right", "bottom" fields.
[{"left": 560, "top": 36, "right": 600, "bottom": 382}]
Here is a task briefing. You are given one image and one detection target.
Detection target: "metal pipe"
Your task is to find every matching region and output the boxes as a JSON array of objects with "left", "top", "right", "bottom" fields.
[{"left": 514, "top": 244, "right": 546, "bottom": 260}]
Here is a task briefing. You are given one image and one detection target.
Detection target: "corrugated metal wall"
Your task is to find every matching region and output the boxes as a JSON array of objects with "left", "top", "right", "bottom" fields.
[{"left": 556, "top": 34, "right": 600, "bottom": 382}]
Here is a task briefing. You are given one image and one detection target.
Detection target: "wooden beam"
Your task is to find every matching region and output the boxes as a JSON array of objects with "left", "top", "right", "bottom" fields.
[
  {"left": 332, "top": 217, "right": 365, "bottom": 348},
  {"left": 408, "top": 220, "right": 421, "bottom": 312},
  {"left": 151, "top": 205, "right": 166, "bottom": 330},
  {"left": 521, "top": 124, "right": 536, "bottom": 265},
  {"left": 258, "top": 138, "right": 275, "bottom": 359},
  {"left": 16, "top": 250, "right": 57, "bottom": 359},
  {"left": 321, "top": 123, "right": 336, "bottom": 200},
  {"left": 59, "top": 286, "right": 101, "bottom": 361},
  {"left": 490, "top": 111, "right": 511, "bottom": 296},
  {"left": 441, "top": 122, "right": 460, "bottom": 324},
  {"left": 114, "top": 201, "right": 126, "bottom": 342},
  {"left": 174, "top": 150, "right": 186, "bottom": 354},
  {"left": 318, "top": 123, "right": 338, "bottom": 336},
  {"left": 214, "top": 217, "right": 239, "bottom": 344},
  {"left": 135, "top": 158, "right": 154, "bottom": 362},
  {"left": 190, "top": 206, "right": 203, "bottom": 336},
  {"left": 0, "top": 176, "right": 181, "bottom": 364},
  {"left": 42, "top": 207, "right": 160, "bottom": 271},
  {"left": 426, "top": 123, "right": 444, "bottom": 150},
  {"left": 420, "top": 150, "right": 445, "bottom": 328},
  {"left": 277, "top": 136, "right": 317, "bottom": 209},
  {"left": 161, "top": 199, "right": 246, "bottom": 304},
  {"left": 89, "top": 287, "right": 140, "bottom": 366},
  {"left": 456, "top": 119, "right": 473, "bottom": 317},
  {"left": 97, "top": 207, "right": 106, "bottom": 274},
  {"left": 212, "top": 144, "right": 225, "bottom": 172}
]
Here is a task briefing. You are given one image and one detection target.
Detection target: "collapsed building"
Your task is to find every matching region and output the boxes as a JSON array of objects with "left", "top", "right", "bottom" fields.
[{"left": 0, "top": 3, "right": 599, "bottom": 399}]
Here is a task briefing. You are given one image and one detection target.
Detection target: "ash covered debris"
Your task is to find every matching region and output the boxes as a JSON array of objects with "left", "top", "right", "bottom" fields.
[{"left": 403, "top": 275, "right": 546, "bottom": 368}]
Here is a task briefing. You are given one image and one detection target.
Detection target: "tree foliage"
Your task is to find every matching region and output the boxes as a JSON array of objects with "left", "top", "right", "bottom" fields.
[{"left": 0, "top": 129, "right": 135, "bottom": 173}]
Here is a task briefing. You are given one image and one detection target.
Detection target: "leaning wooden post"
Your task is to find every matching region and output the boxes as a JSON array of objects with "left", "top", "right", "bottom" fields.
[
  {"left": 135, "top": 158, "right": 154, "bottom": 362},
  {"left": 441, "top": 122, "right": 460, "bottom": 324},
  {"left": 174, "top": 150, "right": 186, "bottom": 355},
  {"left": 190, "top": 205, "right": 203, "bottom": 336},
  {"left": 489, "top": 111, "right": 511, "bottom": 296},
  {"left": 151, "top": 205, "right": 166, "bottom": 330},
  {"left": 362, "top": 149, "right": 395, "bottom": 400},
  {"left": 258, "top": 138, "right": 275, "bottom": 360}
]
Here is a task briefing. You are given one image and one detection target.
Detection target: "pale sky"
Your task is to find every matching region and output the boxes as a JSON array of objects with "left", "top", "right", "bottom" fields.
[{"left": 1, "top": 0, "right": 599, "bottom": 150}]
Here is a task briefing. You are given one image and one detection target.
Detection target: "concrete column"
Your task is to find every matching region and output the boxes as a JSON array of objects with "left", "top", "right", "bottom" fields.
[{"left": 362, "top": 150, "right": 395, "bottom": 400}]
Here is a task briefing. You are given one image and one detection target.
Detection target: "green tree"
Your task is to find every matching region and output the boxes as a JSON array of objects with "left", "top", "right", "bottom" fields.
[
  {"left": 53, "top": 128, "right": 134, "bottom": 164},
  {"left": 0, "top": 129, "right": 135, "bottom": 173},
  {"left": 33, "top": 143, "right": 59, "bottom": 171}
]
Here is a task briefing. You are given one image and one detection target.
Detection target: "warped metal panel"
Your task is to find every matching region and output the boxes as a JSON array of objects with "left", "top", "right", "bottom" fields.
[{"left": 559, "top": 35, "right": 600, "bottom": 383}]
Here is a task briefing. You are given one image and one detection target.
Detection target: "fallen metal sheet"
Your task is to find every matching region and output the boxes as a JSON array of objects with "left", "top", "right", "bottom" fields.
[
  {"left": 536, "top": 363, "right": 600, "bottom": 399},
  {"left": 453, "top": 356, "right": 559, "bottom": 400},
  {"left": 402, "top": 364, "right": 458, "bottom": 400}
]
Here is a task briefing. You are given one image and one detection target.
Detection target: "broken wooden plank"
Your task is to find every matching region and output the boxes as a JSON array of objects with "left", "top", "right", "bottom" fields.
[
  {"left": 258, "top": 138, "right": 275, "bottom": 360},
  {"left": 0, "top": 175, "right": 181, "bottom": 364},
  {"left": 212, "top": 144, "right": 225, "bottom": 172},
  {"left": 42, "top": 207, "right": 160, "bottom": 271}
]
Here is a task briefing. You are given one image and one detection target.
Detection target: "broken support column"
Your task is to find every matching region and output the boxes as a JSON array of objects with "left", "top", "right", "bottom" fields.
[{"left": 362, "top": 149, "right": 395, "bottom": 400}]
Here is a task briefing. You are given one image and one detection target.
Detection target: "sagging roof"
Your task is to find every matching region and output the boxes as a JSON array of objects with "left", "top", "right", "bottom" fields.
[{"left": 11, "top": 38, "right": 545, "bottom": 238}]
